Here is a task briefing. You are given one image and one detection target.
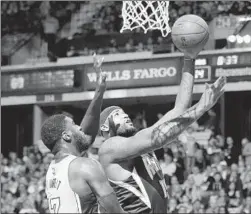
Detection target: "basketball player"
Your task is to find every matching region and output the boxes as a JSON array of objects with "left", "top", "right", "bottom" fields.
[
  {"left": 43, "top": 55, "right": 126, "bottom": 213},
  {"left": 98, "top": 48, "right": 226, "bottom": 213}
]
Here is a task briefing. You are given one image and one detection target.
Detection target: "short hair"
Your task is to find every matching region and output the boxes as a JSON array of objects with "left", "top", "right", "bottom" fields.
[{"left": 41, "top": 114, "right": 66, "bottom": 151}]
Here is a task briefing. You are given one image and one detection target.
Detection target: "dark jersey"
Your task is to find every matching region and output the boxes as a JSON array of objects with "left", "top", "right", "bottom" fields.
[
  {"left": 79, "top": 193, "right": 98, "bottom": 213},
  {"left": 110, "top": 152, "right": 168, "bottom": 213},
  {"left": 110, "top": 175, "right": 151, "bottom": 213}
]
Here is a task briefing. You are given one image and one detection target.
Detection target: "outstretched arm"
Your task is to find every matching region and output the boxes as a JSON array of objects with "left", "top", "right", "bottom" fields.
[
  {"left": 155, "top": 50, "right": 202, "bottom": 127},
  {"left": 174, "top": 58, "right": 195, "bottom": 111},
  {"left": 79, "top": 54, "right": 106, "bottom": 151},
  {"left": 100, "top": 77, "right": 226, "bottom": 163}
]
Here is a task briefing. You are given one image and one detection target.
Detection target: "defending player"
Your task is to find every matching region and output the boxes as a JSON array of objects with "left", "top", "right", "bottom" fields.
[
  {"left": 98, "top": 47, "right": 226, "bottom": 213},
  {"left": 43, "top": 55, "right": 126, "bottom": 213}
]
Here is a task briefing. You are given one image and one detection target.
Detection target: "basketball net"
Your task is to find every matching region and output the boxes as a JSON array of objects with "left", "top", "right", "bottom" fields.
[{"left": 120, "top": 1, "right": 171, "bottom": 37}]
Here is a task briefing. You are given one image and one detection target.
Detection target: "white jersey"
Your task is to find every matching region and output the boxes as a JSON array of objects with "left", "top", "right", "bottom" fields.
[{"left": 45, "top": 155, "right": 82, "bottom": 213}]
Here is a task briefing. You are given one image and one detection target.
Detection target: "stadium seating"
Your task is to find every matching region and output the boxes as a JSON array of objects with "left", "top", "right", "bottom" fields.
[{"left": 2, "top": 1, "right": 251, "bottom": 63}]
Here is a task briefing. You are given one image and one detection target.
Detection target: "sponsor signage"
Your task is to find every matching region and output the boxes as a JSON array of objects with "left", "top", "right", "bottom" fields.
[
  {"left": 1, "top": 51, "right": 250, "bottom": 96},
  {"left": 213, "top": 66, "right": 251, "bottom": 81},
  {"left": 84, "top": 58, "right": 181, "bottom": 90}
]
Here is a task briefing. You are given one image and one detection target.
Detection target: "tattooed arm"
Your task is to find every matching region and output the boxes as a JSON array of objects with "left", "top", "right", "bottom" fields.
[
  {"left": 174, "top": 58, "right": 195, "bottom": 110},
  {"left": 153, "top": 58, "right": 195, "bottom": 128},
  {"left": 155, "top": 43, "right": 207, "bottom": 127},
  {"left": 99, "top": 77, "right": 226, "bottom": 163}
]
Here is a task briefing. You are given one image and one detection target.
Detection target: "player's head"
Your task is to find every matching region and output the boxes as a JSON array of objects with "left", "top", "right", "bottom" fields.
[
  {"left": 41, "top": 114, "right": 87, "bottom": 153},
  {"left": 99, "top": 106, "right": 137, "bottom": 138}
]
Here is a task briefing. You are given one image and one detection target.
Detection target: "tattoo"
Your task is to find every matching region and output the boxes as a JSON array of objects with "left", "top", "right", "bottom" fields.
[
  {"left": 151, "top": 104, "right": 201, "bottom": 149},
  {"left": 175, "top": 74, "right": 193, "bottom": 107}
]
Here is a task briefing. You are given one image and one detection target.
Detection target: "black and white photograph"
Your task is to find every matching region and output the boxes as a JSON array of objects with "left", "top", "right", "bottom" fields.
[{"left": 1, "top": 1, "right": 251, "bottom": 213}]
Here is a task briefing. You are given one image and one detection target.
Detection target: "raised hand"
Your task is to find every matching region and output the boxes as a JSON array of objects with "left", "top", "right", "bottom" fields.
[
  {"left": 93, "top": 53, "right": 107, "bottom": 92},
  {"left": 198, "top": 76, "right": 226, "bottom": 111}
]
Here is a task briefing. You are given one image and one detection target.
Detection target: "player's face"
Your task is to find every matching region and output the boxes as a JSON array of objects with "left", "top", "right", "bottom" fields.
[
  {"left": 64, "top": 117, "right": 88, "bottom": 148},
  {"left": 108, "top": 109, "right": 136, "bottom": 137}
]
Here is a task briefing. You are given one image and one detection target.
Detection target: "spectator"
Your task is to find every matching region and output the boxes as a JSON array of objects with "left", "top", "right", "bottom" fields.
[
  {"left": 219, "top": 161, "right": 229, "bottom": 180},
  {"left": 190, "top": 165, "right": 205, "bottom": 187},
  {"left": 194, "top": 142, "right": 207, "bottom": 171},
  {"left": 183, "top": 175, "right": 202, "bottom": 202},
  {"left": 146, "top": 38, "right": 153, "bottom": 51},
  {"left": 170, "top": 183, "right": 183, "bottom": 201},
  {"left": 218, "top": 206, "right": 227, "bottom": 214},
  {"left": 160, "top": 149, "right": 177, "bottom": 177},
  {"left": 225, "top": 137, "right": 236, "bottom": 166},
  {"left": 132, "top": 111, "right": 147, "bottom": 131},
  {"left": 173, "top": 144, "right": 186, "bottom": 183},
  {"left": 136, "top": 42, "right": 145, "bottom": 52},
  {"left": 42, "top": 9, "right": 59, "bottom": 58},
  {"left": 124, "top": 41, "right": 134, "bottom": 52},
  {"left": 243, "top": 170, "right": 251, "bottom": 198},
  {"left": 179, "top": 127, "right": 196, "bottom": 174},
  {"left": 242, "top": 138, "right": 251, "bottom": 167},
  {"left": 211, "top": 172, "right": 225, "bottom": 192},
  {"left": 192, "top": 199, "right": 203, "bottom": 213},
  {"left": 227, "top": 182, "right": 242, "bottom": 213},
  {"left": 243, "top": 196, "right": 251, "bottom": 214},
  {"left": 177, "top": 195, "right": 193, "bottom": 213},
  {"left": 167, "top": 197, "right": 179, "bottom": 213}
]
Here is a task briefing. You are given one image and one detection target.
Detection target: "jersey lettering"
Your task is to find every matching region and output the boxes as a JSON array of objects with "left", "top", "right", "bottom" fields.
[
  {"left": 49, "top": 197, "right": 61, "bottom": 214},
  {"left": 49, "top": 178, "right": 61, "bottom": 190},
  {"left": 141, "top": 152, "right": 168, "bottom": 197}
]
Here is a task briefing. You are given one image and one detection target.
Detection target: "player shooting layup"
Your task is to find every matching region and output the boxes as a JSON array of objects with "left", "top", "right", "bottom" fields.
[
  {"left": 98, "top": 46, "right": 226, "bottom": 213},
  {"left": 43, "top": 55, "right": 126, "bottom": 213}
]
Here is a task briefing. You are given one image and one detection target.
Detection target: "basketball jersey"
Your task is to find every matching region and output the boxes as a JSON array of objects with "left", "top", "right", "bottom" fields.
[
  {"left": 110, "top": 152, "right": 168, "bottom": 213},
  {"left": 45, "top": 155, "right": 82, "bottom": 213}
]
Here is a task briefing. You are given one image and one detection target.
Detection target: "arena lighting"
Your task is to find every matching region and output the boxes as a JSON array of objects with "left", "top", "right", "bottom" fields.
[
  {"left": 236, "top": 35, "right": 244, "bottom": 44},
  {"left": 227, "top": 35, "right": 236, "bottom": 43},
  {"left": 243, "top": 35, "right": 251, "bottom": 44}
]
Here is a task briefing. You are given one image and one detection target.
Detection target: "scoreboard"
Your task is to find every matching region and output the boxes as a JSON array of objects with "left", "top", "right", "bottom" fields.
[
  {"left": 1, "top": 67, "right": 83, "bottom": 95},
  {"left": 2, "top": 69, "right": 75, "bottom": 92},
  {"left": 1, "top": 50, "right": 251, "bottom": 96}
]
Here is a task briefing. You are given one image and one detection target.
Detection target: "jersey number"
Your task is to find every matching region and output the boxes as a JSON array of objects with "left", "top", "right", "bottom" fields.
[{"left": 49, "top": 197, "right": 61, "bottom": 214}]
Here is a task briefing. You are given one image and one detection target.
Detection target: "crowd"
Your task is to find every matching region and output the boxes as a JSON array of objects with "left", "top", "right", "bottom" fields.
[
  {"left": 160, "top": 133, "right": 251, "bottom": 213},
  {"left": 1, "top": 109, "right": 251, "bottom": 213},
  {"left": 1, "top": 146, "right": 51, "bottom": 213},
  {"left": 66, "top": 1, "right": 251, "bottom": 56},
  {"left": 1, "top": 1, "right": 83, "bottom": 35},
  {"left": 2, "top": 1, "right": 251, "bottom": 62}
]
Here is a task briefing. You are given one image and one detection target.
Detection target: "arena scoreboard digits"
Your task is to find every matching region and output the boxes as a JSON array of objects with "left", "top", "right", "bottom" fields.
[
  {"left": 1, "top": 69, "right": 82, "bottom": 95},
  {"left": 212, "top": 52, "right": 251, "bottom": 66},
  {"left": 1, "top": 51, "right": 251, "bottom": 95}
]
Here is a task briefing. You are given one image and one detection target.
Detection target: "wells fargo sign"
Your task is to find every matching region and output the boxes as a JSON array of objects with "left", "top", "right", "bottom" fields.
[{"left": 84, "top": 58, "right": 182, "bottom": 90}]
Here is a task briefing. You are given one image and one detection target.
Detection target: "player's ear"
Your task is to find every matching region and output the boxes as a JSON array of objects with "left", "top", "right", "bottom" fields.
[
  {"left": 100, "top": 124, "right": 109, "bottom": 132},
  {"left": 62, "top": 131, "right": 72, "bottom": 143}
]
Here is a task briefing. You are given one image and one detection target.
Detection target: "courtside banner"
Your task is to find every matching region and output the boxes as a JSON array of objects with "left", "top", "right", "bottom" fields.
[{"left": 84, "top": 58, "right": 182, "bottom": 90}]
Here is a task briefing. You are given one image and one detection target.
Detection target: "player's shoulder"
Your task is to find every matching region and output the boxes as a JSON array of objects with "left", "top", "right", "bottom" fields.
[
  {"left": 70, "top": 157, "right": 103, "bottom": 179},
  {"left": 99, "top": 136, "right": 127, "bottom": 155}
]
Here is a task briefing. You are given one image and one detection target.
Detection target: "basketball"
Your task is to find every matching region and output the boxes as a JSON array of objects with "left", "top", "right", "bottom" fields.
[{"left": 171, "top": 15, "right": 209, "bottom": 52}]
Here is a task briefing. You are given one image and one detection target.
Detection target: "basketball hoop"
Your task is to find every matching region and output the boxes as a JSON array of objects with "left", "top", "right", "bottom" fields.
[{"left": 120, "top": 1, "right": 171, "bottom": 37}]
